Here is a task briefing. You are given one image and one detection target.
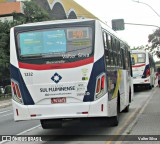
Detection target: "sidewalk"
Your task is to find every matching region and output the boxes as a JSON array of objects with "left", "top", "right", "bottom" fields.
[
  {"left": 0, "top": 97, "right": 12, "bottom": 108},
  {"left": 122, "top": 87, "right": 160, "bottom": 143}
]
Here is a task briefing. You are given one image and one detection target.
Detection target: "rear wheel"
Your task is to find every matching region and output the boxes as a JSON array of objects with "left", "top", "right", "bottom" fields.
[
  {"left": 122, "top": 88, "right": 130, "bottom": 112},
  {"left": 109, "top": 95, "right": 120, "bottom": 126},
  {"left": 148, "top": 84, "right": 152, "bottom": 90},
  {"left": 109, "top": 115, "right": 119, "bottom": 126},
  {"left": 122, "top": 105, "right": 129, "bottom": 112}
]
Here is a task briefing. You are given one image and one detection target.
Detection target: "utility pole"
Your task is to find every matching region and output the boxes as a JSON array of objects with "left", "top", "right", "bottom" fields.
[
  {"left": 132, "top": 0, "right": 160, "bottom": 18},
  {"left": 125, "top": 23, "right": 160, "bottom": 29}
]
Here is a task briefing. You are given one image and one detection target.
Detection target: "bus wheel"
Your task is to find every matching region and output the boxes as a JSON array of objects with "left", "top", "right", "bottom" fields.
[
  {"left": 109, "top": 115, "right": 119, "bottom": 126},
  {"left": 149, "top": 84, "right": 152, "bottom": 90},
  {"left": 122, "top": 105, "right": 130, "bottom": 112},
  {"left": 40, "top": 119, "right": 62, "bottom": 129},
  {"left": 109, "top": 96, "right": 120, "bottom": 126}
]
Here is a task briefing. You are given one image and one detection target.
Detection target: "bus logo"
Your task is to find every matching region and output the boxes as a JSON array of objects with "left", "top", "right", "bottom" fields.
[{"left": 51, "top": 73, "right": 62, "bottom": 84}]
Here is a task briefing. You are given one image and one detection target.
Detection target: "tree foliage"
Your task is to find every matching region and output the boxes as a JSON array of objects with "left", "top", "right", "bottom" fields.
[
  {"left": 13, "top": 0, "right": 50, "bottom": 23},
  {"left": 0, "top": 0, "right": 51, "bottom": 80},
  {"left": 148, "top": 28, "right": 160, "bottom": 58},
  {"left": 0, "top": 21, "right": 11, "bottom": 79}
]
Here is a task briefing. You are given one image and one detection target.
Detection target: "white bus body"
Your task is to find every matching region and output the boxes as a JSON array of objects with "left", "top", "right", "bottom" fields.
[
  {"left": 131, "top": 50, "right": 155, "bottom": 89},
  {"left": 10, "top": 19, "right": 133, "bottom": 128}
]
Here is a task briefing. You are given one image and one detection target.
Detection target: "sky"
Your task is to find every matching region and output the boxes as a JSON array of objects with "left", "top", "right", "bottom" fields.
[{"left": 74, "top": 0, "right": 160, "bottom": 60}]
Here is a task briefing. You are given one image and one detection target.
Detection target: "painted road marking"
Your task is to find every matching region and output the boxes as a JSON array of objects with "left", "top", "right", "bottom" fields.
[
  {"left": 0, "top": 124, "right": 41, "bottom": 144},
  {"left": 115, "top": 89, "right": 157, "bottom": 144},
  {"left": 0, "top": 113, "right": 13, "bottom": 118},
  {"left": 105, "top": 89, "right": 156, "bottom": 144},
  {"left": 17, "top": 124, "right": 41, "bottom": 135},
  {"left": 0, "top": 110, "right": 12, "bottom": 114}
]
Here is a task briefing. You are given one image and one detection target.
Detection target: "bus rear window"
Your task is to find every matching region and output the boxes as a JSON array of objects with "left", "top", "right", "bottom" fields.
[
  {"left": 131, "top": 53, "right": 146, "bottom": 64},
  {"left": 17, "top": 27, "right": 93, "bottom": 59}
]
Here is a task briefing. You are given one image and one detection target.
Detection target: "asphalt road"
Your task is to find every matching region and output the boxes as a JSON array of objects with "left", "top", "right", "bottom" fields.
[{"left": 0, "top": 87, "right": 157, "bottom": 144}]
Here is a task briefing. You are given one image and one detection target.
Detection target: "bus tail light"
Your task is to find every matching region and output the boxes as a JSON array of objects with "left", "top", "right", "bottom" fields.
[
  {"left": 146, "top": 69, "right": 150, "bottom": 77},
  {"left": 95, "top": 73, "right": 106, "bottom": 100},
  {"left": 11, "top": 81, "right": 16, "bottom": 95},
  {"left": 11, "top": 80, "right": 23, "bottom": 104},
  {"left": 96, "top": 78, "right": 101, "bottom": 94},
  {"left": 101, "top": 75, "right": 105, "bottom": 90},
  {"left": 15, "top": 84, "right": 21, "bottom": 99}
]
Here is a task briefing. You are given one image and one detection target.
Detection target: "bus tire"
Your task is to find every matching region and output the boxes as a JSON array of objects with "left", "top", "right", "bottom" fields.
[
  {"left": 149, "top": 84, "right": 152, "bottom": 90},
  {"left": 40, "top": 119, "right": 62, "bottom": 129},
  {"left": 122, "top": 105, "right": 129, "bottom": 112},
  {"left": 122, "top": 88, "right": 130, "bottom": 112},
  {"left": 109, "top": 115, "right": 119, "bottom": 126},
  {"left": 129, "top": 87, "right": 132, "bottom": 103},
  {"left": 109, "top": 95, "right": 120, "bottom": 126}
]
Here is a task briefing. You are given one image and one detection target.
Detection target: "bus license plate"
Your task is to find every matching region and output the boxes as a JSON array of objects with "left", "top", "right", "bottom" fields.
[{"left": 51, "top": 97, "right": 66, "bottom": 104}]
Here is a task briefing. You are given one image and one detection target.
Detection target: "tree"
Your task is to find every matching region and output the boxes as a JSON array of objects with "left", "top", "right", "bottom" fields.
[
  {"left": 0, "top": 21, "right": 11, "bottom": 80},
  {"left": 13, "top": 0, "right": 50, "bottom": 23},
  {"left": 148, "top": 28, "right": 160, "bottom": 58},
  {"left": 0, "top": 0, "right": 51, "bottom": 80}
]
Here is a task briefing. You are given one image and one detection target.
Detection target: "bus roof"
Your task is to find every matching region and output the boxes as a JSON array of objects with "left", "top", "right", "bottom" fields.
[
  {"left": 131, "top": 50, "right": 147, "bottom": 54},
  {"left": 13, "top": 19, "right": 95, "bottom": 28}
]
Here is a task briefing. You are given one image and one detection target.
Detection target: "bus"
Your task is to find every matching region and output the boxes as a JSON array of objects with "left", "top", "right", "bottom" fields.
[
  {"left": 131, "top": 50, "right": 156, "bottom": 89},
  {"left": 10, "top": 19, "right": 133, "bottom": 129}
]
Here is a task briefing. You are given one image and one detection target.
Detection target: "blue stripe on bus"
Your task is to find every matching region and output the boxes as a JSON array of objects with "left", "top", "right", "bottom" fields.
[
  {"left": 83, "top": 56, "right": 106, "bottom": 102},
  {"left": 142, "top": 64, "right": 149, "bottom": 78},
  {"left": 10, "top": 64, "right": 35, "bottom": 105}
]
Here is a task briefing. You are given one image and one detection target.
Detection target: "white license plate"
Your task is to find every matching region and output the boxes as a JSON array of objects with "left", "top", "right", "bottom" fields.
[{"left": 51, "top": 97, "right": 66, "bottom": 104}]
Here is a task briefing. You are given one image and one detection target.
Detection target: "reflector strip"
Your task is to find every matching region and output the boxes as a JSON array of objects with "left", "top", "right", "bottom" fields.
[
  {"left": 16, "top": 109, "right": 19, "bottom": 116},
  {"left": 82, "top": 112, "right": 88, "bottom": 114},
  {"left": 30, "top": 114, "right": 36, "bottom": 117},
  {"left": 101, "top": 104, "right": 104, "bottom": 112}
]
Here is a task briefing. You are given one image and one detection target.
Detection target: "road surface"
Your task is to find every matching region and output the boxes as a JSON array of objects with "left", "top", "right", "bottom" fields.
[{"left": 0, "top": 87, "right": 158, "bottom": 143}]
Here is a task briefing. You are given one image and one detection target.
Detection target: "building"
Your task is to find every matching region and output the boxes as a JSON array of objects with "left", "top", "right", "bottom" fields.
[
  {"left": 0, "top": 0, "right": 98, "bottom": 21},
  {"left": 34, "top": 0, "right": 98, "bottom": 20},
  {"left": 0, "top": 0, "right": 24, "bottom": 22}
]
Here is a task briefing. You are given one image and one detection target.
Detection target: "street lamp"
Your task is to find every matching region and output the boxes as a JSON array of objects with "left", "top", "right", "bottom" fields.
[{"left": 132, "top": 0, "right": 160, "bottom": 18}]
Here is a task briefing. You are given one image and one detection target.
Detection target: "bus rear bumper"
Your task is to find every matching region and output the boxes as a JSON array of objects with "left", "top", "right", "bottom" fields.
[
  {"left": 133, "top": 77, "right": 150, "bottom": 85},
  {"left": 12, "top": 93, "right": 117, "bottom": 121}
]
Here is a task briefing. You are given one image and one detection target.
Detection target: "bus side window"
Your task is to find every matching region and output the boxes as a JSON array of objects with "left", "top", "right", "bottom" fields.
[
  {"left": 103, "top": 31, "right": 110, "bottom": 66},
  {"left": 114, "top": 39, "right": 118, "bottom": 66},
  {"left": 111, "top": 37, "right": 115, "bottom": 66},
  {"left": 125, "top": 46, "right": 129, "bottom": 70},
  {"left": 103, "top": 32, "right": 107, "bottom": 48},
  {"left": 121, "top": 47, "right": 126, "bottom": 69},
  {"left": 117, "top": 41, "right": 121, "bottom": 68},
  {"left": 128, "top": 51, "right": 133, "bottom": 76},
  {"left": 120, "top": 43, "right": 125, "bottom": 69},
  {"left": 108, "top": 34, "right": 112, "bottom": 49},
  {"left": 107, "top": 34, "right": 112, "bottom": 66}
]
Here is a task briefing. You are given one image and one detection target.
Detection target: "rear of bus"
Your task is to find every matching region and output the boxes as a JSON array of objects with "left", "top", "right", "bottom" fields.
[
  {"left": 131, "top": 50, "right": 152, "bottom": 88},
  {"left": 10, "top": 19, "right": 108, "bottom": 127}
]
